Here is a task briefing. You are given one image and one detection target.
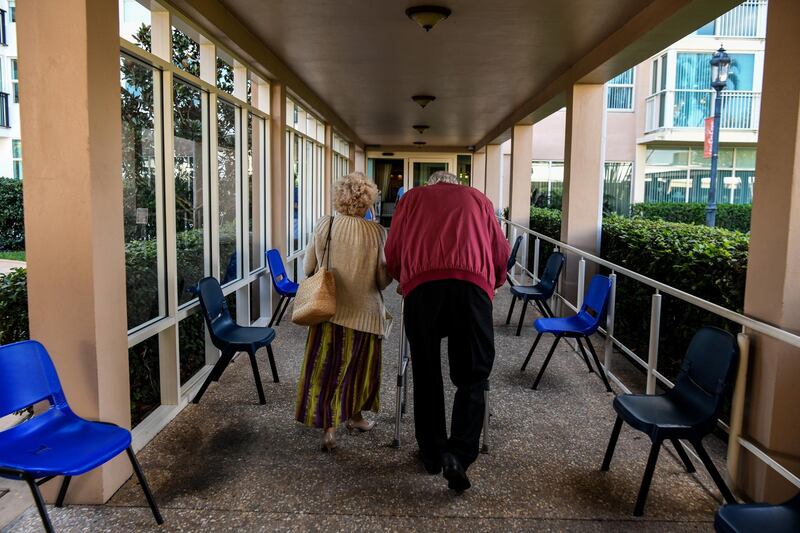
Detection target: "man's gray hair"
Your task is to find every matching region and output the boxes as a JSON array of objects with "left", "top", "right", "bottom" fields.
[{"left": 427, "top": 170, "right": 460, "bottom": 185}]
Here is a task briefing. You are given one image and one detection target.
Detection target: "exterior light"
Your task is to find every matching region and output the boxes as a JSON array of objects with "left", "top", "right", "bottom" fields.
[
  {"left": 710, "top": 46, "right": 731, "bottom": 89},
  {"left": 405, "top": 5, "right": 451, "bottom": 32},
  {"left": 412, "top": 95, "right": 436, "bottom": 108},
  {"left": 413, "top": 125, "right": 430, "bottom": 134}
]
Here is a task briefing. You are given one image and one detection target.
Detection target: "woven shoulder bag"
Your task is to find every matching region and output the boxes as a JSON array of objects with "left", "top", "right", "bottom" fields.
[{"left": 292, "top": 216, "right": 337, "bottom": 326}]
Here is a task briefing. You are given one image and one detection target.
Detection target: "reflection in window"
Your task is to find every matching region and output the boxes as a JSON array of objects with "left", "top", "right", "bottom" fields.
[
  {"left": 457, "top": 155, "right": 471, "bottom": 185},
  {"left": 218, "top": 99, "right": 239, "bottom": 284},
  {"left": 216, "top": 57, "right": 234, "bottom": 94},
  {"left": 248, "top": 114, "right": 265, "bottom": 272},
  {"left": 174, "top": 79, "right": 206, "bottom": 305},
  {"left": 179, "top": 307, "right": 206, "bottom": 385},
  {"left": 607, "top": 68, "right": 634, "bottom": 110},
  {"left": 11, "top": 139, "right": 21, "bottom": 180},
  {"left": 172, "top": 27, "right": 200, "bottom": 77},
  {"left": 120, "top": 54, "right": 163, "bottom": 330},
  {"left": 129, "top": 335, "right": 160, "bottom": 426}
]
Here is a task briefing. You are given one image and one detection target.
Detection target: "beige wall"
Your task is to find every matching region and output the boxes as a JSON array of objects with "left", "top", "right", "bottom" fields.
[{"left": 532, "top": 109, "right": 636, "bottom": 162}]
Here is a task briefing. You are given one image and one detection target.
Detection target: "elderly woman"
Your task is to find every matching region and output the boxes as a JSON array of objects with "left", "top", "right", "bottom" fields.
[{"left": 295, "top": 172, "right": 391, "bottom": 451}]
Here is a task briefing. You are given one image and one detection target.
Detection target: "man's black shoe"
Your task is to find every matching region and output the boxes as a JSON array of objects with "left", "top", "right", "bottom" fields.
[
  {"left": 441, "top": 452, "right": 471, "bottom": 492},
  {"left": 417, "top": 451, "right": 442, "bottom": 475}
]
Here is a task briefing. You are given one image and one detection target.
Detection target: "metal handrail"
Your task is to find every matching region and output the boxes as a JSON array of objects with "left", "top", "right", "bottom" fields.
[{"left": 499, "top": 216, "right": 800, "bottom": 491}]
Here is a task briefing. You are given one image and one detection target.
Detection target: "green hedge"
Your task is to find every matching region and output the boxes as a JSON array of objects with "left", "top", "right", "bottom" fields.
[
  {"left": 526, "top": 208, "right": 749, "bottom": 380},
  {"left": 632, "top": 202, "right": 751, "bottom": 233},
  {"left": 0, "top": 268, "right": 29, "bottom": 346},
  {"left": 0, "top": 178, "right": 25, "bottom": 251}
]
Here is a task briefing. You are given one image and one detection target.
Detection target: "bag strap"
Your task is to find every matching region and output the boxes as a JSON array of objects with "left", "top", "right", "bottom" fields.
[{"left": 321, "top": 215, "right": 334, "bottom": 270}]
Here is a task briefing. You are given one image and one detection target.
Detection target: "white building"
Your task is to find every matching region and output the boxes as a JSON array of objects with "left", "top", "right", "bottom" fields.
[{"left": 0, "top": 0, "right": 20, "bottom": 180}]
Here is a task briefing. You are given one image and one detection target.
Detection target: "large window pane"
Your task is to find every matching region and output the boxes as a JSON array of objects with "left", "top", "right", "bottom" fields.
[
  {"left": 129, "top": 335, "right": 160, "bottom": 426},
  {"left": 290, "top": 131, "right": 302, "bottom": 253},
  {"left": 121, "top": 54, "right": 163, "bottom": 330},
  {"left": 174, "top": 79, "right": 206, "bottom": 305},
  {"left": 218, "top": 99, "right": 239, "bottom": 284},
  {"left": 248, "top": 114, "right": 265, "bottom": 273},
  {"left": 179, "top": 307, "right": 206, "bottom": 385}
]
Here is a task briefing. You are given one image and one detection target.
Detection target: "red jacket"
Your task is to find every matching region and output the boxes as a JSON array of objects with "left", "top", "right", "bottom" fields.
[{"left": 385, "top": 183, "right": 510, "bottom": 300}]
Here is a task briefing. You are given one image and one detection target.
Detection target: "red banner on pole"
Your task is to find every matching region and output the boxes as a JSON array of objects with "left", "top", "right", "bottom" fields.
[{"left": 704, "top": 117, "right": 714, "bottom": 158}]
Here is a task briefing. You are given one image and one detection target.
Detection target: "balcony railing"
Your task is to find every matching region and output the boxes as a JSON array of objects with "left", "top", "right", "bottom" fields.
[
  {"left": 499, "top": 217, "right": 800, "bottom": 492},
  {"left": 645, "top": 90, "right": 761, "bottom": 133},
  {"left": 0, "top": 92, "right": 9, "bottom": 128},
  {"left": 716, "top": 0, "right": 767, "bottom": 38}
]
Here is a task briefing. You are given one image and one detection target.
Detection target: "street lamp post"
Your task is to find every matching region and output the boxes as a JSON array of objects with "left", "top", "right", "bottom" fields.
[{"left": 706, "top": 46, "right": 731, "bottom": 227}]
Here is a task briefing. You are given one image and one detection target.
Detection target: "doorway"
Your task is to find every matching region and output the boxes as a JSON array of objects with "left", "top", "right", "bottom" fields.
[
  {"left": 411, "top": 160, "right": 449, "bottom": 188},
  {"left": 369, "top": 158, "right": 404, "bottom": 227}
]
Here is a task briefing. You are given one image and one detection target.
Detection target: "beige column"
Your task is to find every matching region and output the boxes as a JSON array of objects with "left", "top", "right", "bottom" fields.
[
  {"left": 561, "top": 84, "right": 606, "bottom": 301},
  {"left": 18, "top": 0, "right": 130, "bottom": 503},
  {"left": 270, "top": 82, "right": 288, "bottom": 256},
  {"left": 485, "top": 144, "right": 503, "bottom": 211},
  {"left": 502, "top": 151, "right": 511, "bottom": 213},
  {"left": 323, "top": 125, "right": 333, "bottom": 215},
  {"left": 348, "top": 142, "right": 356, "bottom": 173},
  {"left": 509, "top": 124, "right": 533, "bottom": 229},
  {"left": 632, "top": 143, "right": 647, "bottom": 204},
  {"left": 354, "top": 145, "right": 366, "bottom": 174},
  {"left": 471, "top": 148, "right": 486, "bottom": 193},
  {"left": 738, "top": 0, "right": 800, "bottom": 503}
]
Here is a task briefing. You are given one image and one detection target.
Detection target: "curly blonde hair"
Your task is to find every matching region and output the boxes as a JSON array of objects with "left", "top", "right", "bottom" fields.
[{"left": 333, "top": 172, "right": 378, "bottom": 216}]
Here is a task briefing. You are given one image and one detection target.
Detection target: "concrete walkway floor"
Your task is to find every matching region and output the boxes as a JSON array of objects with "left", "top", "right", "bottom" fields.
[{"left": 4, "top": 283, "right": 730, "bottom": 532}]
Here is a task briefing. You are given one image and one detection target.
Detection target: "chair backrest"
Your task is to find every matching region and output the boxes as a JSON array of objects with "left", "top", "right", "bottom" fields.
[
  {"left": 537, "top": 252, "right": 565, "bottom": 296},
  {"left": 579, "top": 275, "right": 613, "bottom": 329},
  {"left": 506, "top": 236, "right": 523, "bottom": 272},
  {"left": 0, "top": 340, "right": 67, "bottom": 418},
  {"left": 197, "top": 276, "right": 234, "bottom": 347},
  {"left": 266, "top": 249, "right": 288, "bottom": 286},
  {"left": 671, "top": 326, "right": 739, "bottom": 423}
]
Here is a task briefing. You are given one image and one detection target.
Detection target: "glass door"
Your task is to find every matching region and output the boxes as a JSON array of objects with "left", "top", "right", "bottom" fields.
[{"left": 412, "top": 161, "right": 448, "bottom": 187}]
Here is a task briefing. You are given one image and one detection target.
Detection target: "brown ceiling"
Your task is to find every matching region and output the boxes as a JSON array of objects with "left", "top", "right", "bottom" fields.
[{"left": 219, "top": 0, "right": 656, "bottom": 147}]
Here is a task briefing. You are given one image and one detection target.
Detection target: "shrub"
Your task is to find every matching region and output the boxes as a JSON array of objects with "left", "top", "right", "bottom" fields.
[
  {"left": 0, "top": 268, "right": 29, "bottom": 345},
  {"left": 632, "top": 202, "right": 751, "bottom": 233},
  {"left": 524, "top": 209, "right": 749, "bottom": 381},
  {"left": 0, "top": 178, "right": 25, "bottom": 251},
  {"left": 527, "top": 207, "right": 561, "bottom": 275}
]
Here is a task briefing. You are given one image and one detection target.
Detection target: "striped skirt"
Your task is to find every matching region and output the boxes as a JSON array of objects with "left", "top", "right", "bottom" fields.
[{"left": 295, "top": 321, "right": 382, "bottom": 429}]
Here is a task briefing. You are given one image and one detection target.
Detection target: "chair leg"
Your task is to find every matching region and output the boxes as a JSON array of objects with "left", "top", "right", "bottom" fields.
[
  {"left": 268, "top": 295, "right": 285, "bottom": 327},
  {"left": 533, "top": 299, "right": 548, "bottom": 318},
  {"left": 25, "top": 475, "right": 54, "bottom": 533},
  {"left": 248, "top": 351, "right": 267, "bottom": 405},
  {"left": 126, "top": 447, "right": 164, "bottom": 525},
  {"left": 193, "top": 350, "right": 234, "bottom": 404},
  {"left": 275, "top": 297, "right": 292, "bottom": 325},
  {"left": 670, "top": 439, "right": 696, "bottom": 473},
  {"left": 515, "top": 298, "right": 529, "bottom": 336},
  {"left": 55, "top": 476, "right": 71, "bottom": 507},
  {"left": 584, "top": 336, "right": 613, "bottom": 392},
  {"left": 532, "top": 335, "right": 562, "bottom": 390},
  {"left": 520, "top": 332, "right": 543, "bottom": 372},
  {"left": 690, "top": 438, "right": 736, "bottom": 504},
  {"left": 633, "top": 440, "right": 662, "bottom": 516},
  {"left": 541, "top": 300, "right": 555, "bottom": 318},
  {"left": 574, "top": 337, "right": 596, "bottom": 373},
  {"left": 601, "top": 415, "right": 623, "bottom": 471},
  {"left": 505, "top": 295, "right": 517, "bottom": 325},
  {"left": 266, "top": 344, "right": 279, "bottom": 383}
]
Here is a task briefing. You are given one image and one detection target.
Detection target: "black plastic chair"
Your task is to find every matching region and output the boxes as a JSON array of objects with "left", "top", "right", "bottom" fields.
[
  {"left": 715, "top": 493, "right": 800, "bottom": 532},
  {"left": 506, "top": 235, "right": 523, "bottom": 284},
  {"left": 192, "top": 276, "right": 279, "bottom": 405},
  {"left": 600, "top": 326, "right": 739, "bottom": 516},
  {"left": 505, "top": 252, "right": 565, "bottom": 336}
]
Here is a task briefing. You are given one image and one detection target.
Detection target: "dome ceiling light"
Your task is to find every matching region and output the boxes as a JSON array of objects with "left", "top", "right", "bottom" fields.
[
  {"left": 412, "top": 95, "right": 436, "bottom": 108},
  {"left": 413, "top": 125, "right": 430, "bottom": 134},
  {"left": 405, "top": 5, "right": 451, "bottom": 32}
]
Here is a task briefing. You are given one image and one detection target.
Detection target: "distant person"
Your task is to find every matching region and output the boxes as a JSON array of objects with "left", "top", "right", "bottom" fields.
[
  {"left": 296, "top": 172, "right": 392, "bottom": 451},
  {"left": 384, "top": 170, "right": 509, "bottom": 492},
  {"left": 397, "top": 185, "right": 405, "bottom": 199}
]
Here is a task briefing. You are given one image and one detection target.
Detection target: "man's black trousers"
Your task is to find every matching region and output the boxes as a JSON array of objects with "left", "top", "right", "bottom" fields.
[{"left": 404, "top": 279, "right": 495, "bottom": 470}]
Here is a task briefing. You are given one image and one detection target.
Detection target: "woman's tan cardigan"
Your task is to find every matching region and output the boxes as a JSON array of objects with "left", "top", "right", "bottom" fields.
[{"left": 304, "top": 215, "right": 391, "bottom": 336}]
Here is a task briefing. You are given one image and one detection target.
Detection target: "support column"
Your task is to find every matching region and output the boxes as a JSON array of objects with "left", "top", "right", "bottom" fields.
[
  {"left": 472, "top": 148, "right": 486, "bottom": 193},
  {"left": 354, "top": 145, "right": 366, "bottom": 174},
  {"left": 561, "top": 84, "right": 606, "bottom": 302},
  {"left": 485, "top": 144, "right": 503, "bottom": 211},
  {"left": 270, "top": 82, "right": 288, "bottom": 256},
  {"left": 18, "top": 0, "right": 130, "bottom": 502},
  {"left": 632, "top": 143, "right": 647, "bottom": 204},
  {"left": 738, "top": 0, "right": 800, "bottom": 502},
  {"left": 509, "top": 124, "right": 533, "bottom": 230}
]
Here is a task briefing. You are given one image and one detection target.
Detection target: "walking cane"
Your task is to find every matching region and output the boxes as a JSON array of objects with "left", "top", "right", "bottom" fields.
[{"left": 391, "top": 299, "right": 410, "bottom": 448}]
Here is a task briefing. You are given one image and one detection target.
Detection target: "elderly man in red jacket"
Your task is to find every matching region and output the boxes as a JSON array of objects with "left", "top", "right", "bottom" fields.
[{"left": 385, "top": 170, "right": 509, "bottom": 492}]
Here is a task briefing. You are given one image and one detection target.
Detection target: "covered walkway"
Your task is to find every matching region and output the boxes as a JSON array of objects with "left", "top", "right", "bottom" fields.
[{"left": 6, "top": 286, "right": 728, "bottom": 532}]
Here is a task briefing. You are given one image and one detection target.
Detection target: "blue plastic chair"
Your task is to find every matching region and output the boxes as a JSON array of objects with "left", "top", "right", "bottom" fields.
[
  {"left": 0, "top": 340, "right": 163, "bottom": 533},
  {"left": 715, "top": 493, "right": 800, "bottom": 533},
  {"left": 520, "top": 274, "right": 613, "bottom": 392},
  {"left": 506, "top": 251, "right": 565, "bottom": 336},
  {"left": 266, "top": 249, "right": 299, "bottom": 327},
  {"left": 601, "top": 326, "right": 739, "bottom": 516},
  {"left": 192, "top": 277, "right": 279, "bottom": 406}
]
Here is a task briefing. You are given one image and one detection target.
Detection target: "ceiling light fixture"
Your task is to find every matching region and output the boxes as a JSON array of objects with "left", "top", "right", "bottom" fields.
[
  {"left": 413, "top": 125, "right": 430, "bottom": 134},
  {"left": 413, "top": 141, "right": 427, "bottom": 146},
  {"left": 412, "top": 95, "right": 436, "bottom": 108},
  {"left": 406, "top": 5, "right": 451, "bottom": 32}
]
